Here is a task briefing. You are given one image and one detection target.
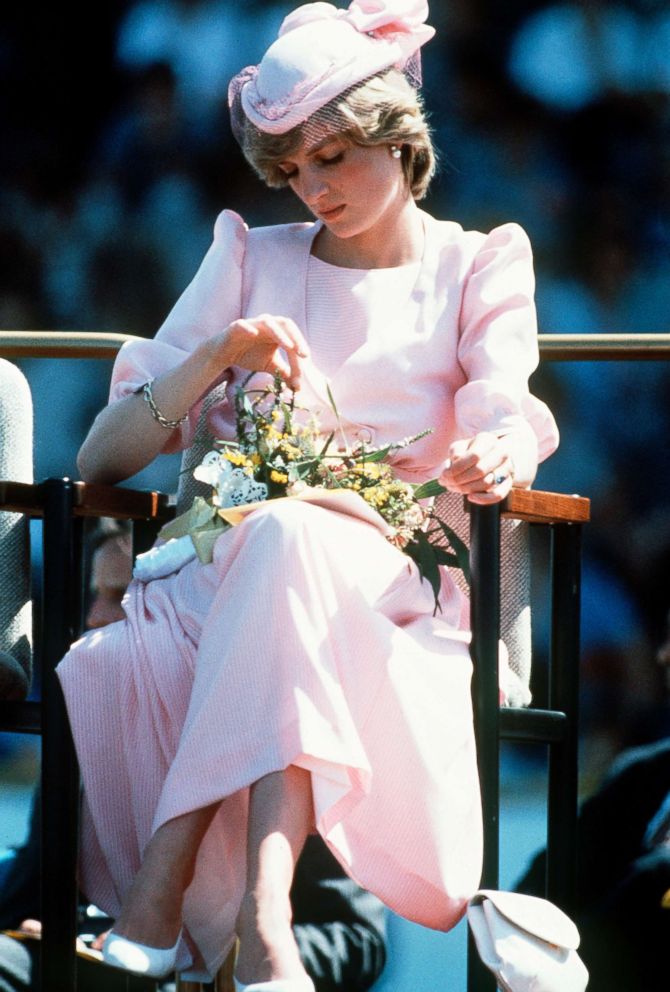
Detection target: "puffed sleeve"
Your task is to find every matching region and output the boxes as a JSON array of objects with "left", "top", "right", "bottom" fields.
[
  {"left": 108, "top": 209, "right": 247, "bottom": 453},
  {"left": 456, "top": 222, "right": 559, "bottom": 484}
]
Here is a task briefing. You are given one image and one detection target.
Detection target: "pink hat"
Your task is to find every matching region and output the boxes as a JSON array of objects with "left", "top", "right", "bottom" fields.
[{"left": 229, "top": 0, "right": 435, "bottom": 138}]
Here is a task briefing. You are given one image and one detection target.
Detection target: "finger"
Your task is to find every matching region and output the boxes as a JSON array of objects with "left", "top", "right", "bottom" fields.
[
  {"left": 464, "top": 453, "right": 516, "bottom": 489},
  {"left": 440, "top": 440, "right": 471, "bottom": 486},
  {"left": 443, "top": 455, "right": 515, "bottom": 495},
  {"left": 284, "top": 345, "right": 304, "bottom": 391},
  {"left": 481, "top": 458, "right": 515, "bottom": 489},
  {"left": 447, "top": 439, "right": 470, "bottom": 462},
  {"left": 255, "top": 314, "right": 296, "bottom": 351},
  {"left": 274, "top": 316, "right": 310, "bottom": 358},
  {"left": 447, "top": 434, "right": 497, "bottom": 475},
  {"left": 233, "top": 318, "right": 261, "bottom": 340},
  {"left": 451, "top": 450, "right": 507, "bottom": 486},
  {"left": 467, "top": 474, "right": 514, "bottom": 505},
  {"left": 264, "top": 349, "right": 292, "bottom": 382}
]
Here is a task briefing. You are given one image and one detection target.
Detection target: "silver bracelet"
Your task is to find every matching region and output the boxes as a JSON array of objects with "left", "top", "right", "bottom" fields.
[{"left": 141, "top": 379, "right": 188, "bottom": 430}]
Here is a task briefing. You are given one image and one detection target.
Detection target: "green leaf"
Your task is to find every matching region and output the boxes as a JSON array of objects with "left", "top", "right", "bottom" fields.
[
  {"left": 430, "top": 547, "right": 460, "bottom": 568},
  {"left": 406, "top": 530, "right": 443, "bottom": 615},
  {"left": 361, "top": 445, "right": 393, "bottom": 463},
  {"left": 318, "top": 432, "right": 335, "bottom": 458},
  {"left": 435, "top": 519, "right": 471, "bottom": 586},
  {"left": 326, "top": 382, "right": 339, "bottom": 418},
  {"left": 413, "top": 479, "right": 447, "bottom": 500}
]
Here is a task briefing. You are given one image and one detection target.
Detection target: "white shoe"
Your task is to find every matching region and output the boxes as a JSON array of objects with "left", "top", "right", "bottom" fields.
[
  {"left": 102, "top": 929, "right": 182, "bottom": 978},
  {"left": 233, "top": 979, "right": 315, "bottom": 991}
]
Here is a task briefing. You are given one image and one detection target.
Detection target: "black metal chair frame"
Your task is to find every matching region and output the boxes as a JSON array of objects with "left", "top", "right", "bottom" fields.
[
  {"left": 467, "top": 489, "right": 589, "bottom": 992},
  {"left": 0, "top": 479, "right": 172, "bottom": 992},
  {"left": 0, "top": 479, "right": 588, "bottom": 992}
]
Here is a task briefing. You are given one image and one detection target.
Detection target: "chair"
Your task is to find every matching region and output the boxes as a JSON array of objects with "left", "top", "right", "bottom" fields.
[
  {"left": 0, "top": 360, "right": 33, "bottom": 700},
  {"left": 0, "top": 354, "right": 173, "bottom": 992},
  {"left": 0, "top": 345, "right": 588, "bottom": 992},
  {"left": 465, "top": 490, "right": 590, "bottom": 992}
]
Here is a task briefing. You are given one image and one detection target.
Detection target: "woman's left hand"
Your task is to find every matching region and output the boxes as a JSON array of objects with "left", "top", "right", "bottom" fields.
[{"left": 439, "top": 432, "right": 515, "bottom": 504}]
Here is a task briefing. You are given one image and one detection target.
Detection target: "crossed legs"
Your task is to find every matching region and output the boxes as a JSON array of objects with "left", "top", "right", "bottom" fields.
[{"left": 111, "top": 765, "right": 314, "bottom": 983}]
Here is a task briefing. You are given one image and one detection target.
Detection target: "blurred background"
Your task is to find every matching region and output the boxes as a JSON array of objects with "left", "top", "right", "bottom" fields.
[{"left": 1, "top": 0, "right": 669, "bottom": 988}]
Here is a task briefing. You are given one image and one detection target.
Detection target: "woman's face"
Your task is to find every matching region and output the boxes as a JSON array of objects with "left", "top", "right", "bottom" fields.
[{"left": 278, "top": 135, "right": 407, "bottom": 242}]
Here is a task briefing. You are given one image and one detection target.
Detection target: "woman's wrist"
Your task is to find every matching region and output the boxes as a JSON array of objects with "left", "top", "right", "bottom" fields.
[
  {"left": 194, "top": 331, "right": 235, "bottom": 381},
  {"left": 146, "top": 337, "right": 231, "bottom": 427}
]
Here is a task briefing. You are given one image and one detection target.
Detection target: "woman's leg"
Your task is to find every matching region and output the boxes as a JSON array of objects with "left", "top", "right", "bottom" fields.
[
  {"left": 235, "top": 765, "right": 314, "bottom": 983},
  {"left": 113, "top": 802, "right": 219, "bottom": 947}
]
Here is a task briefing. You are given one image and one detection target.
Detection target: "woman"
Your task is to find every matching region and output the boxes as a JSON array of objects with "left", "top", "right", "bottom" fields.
[{"left": 58, "top": 2, "right": 559, "bottom": 990}]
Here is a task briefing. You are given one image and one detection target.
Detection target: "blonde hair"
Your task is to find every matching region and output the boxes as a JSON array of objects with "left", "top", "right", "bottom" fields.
[{"left": 242, "top": 68, "right": 437, "bottom": 200}]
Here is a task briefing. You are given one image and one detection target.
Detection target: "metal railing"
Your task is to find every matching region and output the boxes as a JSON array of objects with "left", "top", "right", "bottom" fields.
[{"left": 0, "top": 330, "right": 669, "bottom": 361}]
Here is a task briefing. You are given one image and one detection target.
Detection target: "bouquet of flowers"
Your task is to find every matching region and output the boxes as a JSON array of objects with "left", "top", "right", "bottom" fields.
[{"left": 136, "top": 374, "right": 468, "bottom": 611}]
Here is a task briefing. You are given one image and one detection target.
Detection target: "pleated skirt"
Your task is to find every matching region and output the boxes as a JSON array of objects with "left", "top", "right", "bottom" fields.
[{"left": 58, "top": 500, "right": 482, "bottom": 977}]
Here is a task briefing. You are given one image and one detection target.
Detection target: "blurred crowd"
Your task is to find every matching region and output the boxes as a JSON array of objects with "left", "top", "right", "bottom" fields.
[{"left": 1, "top": 0, "right": 670, "bottom": 773}]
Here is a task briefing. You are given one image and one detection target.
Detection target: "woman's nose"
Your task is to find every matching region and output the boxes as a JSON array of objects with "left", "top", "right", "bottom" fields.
[{"left": 301, "top": 171, "right": 329, "bottom": 205}]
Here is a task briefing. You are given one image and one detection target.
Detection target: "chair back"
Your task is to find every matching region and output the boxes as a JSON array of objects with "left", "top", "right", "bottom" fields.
[
  {"left": 0, "top": 359, "right": 33, "bottom": 699},
  {"left": 176, "top": 382, "right": 230, "bottom": 514},
  {"left": 434, "top": 493, "right": 532, "bottom": 706}
]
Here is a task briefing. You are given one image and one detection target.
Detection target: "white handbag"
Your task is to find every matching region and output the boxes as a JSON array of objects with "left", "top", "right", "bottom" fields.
[{"left": 467, "top": 890, "right": 589, "bottom": 992}]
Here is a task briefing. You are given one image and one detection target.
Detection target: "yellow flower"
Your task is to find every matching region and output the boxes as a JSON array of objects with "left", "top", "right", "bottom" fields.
[
  {"left": 278, "top": 442, "right": 302, "bottom": 461},
  {"left": 223, "top": 450, "right": 247, "bottom": 467},
  {"left": 270, "top": 470, "right": 288, "bottom": 484}
]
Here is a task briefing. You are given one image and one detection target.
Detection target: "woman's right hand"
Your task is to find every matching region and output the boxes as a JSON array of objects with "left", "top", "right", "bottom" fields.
[
  {"left": 77, "top": 314, "right": 311, "bottom": 485},
  {"left": 207, "top": 314, "right": 310, "bottom": 391}
]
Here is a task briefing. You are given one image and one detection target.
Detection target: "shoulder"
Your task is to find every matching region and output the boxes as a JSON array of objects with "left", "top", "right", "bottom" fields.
[
  {"left": 246, "top": 218, "right": 318, "bottom": 253},
  {"left": 213, "top": 210, "right": 318, "bottom": 264},
  {"left": 423, "top": 211, "right": 532, "bottom": 266}
]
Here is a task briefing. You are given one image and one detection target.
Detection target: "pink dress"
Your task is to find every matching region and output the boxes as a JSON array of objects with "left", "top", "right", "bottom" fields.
[{"left": 57, "top": 209, "right": 558, "bottom": 978}]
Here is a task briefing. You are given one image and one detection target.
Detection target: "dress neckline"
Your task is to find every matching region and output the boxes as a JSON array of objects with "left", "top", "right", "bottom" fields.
[{"left": 308, "top": 253, "right": 422, "bottom": 275}]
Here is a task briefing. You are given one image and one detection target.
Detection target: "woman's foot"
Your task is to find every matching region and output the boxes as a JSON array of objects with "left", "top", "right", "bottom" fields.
[
  {"left": 102, "top": 929, "right": 182, "bottom": 978},
  {"left": 234, "top": 890, "right": 309, "bottom": 986}
]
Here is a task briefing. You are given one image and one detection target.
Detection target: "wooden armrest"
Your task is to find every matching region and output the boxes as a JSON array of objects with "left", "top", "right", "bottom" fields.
[
  {"left": 70, "top": 481, "right": 174, "bottom": 521},
  {"left": 0, "top": 481, "right": 44, "bottom": 516},
  {"left": 501, "top": 488, "right": 590, "bottom": 524},
  {"left": 0, "top": 479, "right": 174, "bottom": 522}
]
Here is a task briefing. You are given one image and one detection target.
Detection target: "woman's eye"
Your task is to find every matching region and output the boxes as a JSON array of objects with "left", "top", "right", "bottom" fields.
[
  {"left": 320, "top": 152, "right": 344, "bottom": 167},
  {"left": 280, "top": 167, "right": 298, "bottom": 179}
]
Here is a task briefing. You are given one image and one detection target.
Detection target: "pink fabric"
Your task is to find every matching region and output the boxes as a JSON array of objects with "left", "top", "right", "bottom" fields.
[
  {"left": 232, "top": 0, "right": 434, "bottom": 135},
  {"left": 59, "top": 208, "right": 558, "bottom": 979},
  {"left": 110, "top": 209, "right": 558, "bottom": 477},
  {"left": 280, "top": 0, "right": 433, "bottom": 54}
]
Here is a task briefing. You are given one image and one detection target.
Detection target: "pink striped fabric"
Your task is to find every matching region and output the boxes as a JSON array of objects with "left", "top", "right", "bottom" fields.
[
  {"left": 58, "top": 500, "right": 481, "bottom": 976},
  {"left": 56, "top": 215, "right": 556, "bottom": 978}
]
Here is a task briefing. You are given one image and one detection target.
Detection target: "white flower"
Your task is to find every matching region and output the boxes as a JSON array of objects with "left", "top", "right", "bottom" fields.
[
  {"left": 194, "top": 451, "right": 267, "bottom": 508},
  {"left": 193, "top": 450, "right": 225, "bottom": 487}
]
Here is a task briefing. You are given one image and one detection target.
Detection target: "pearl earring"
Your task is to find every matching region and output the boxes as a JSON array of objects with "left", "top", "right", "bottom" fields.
[{"left": 390, "top": 145, "right": 402, "bottom": 159}]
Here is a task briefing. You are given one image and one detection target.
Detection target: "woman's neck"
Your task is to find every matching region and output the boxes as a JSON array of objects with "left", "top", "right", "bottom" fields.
[{"left": 313, "top": 197, "right": 424, "bottom": 269}]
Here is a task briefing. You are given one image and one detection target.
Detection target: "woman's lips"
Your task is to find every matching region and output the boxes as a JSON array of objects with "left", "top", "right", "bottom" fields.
[{"left": 320, "top": 204, "right": 345, "bottom": 221}]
